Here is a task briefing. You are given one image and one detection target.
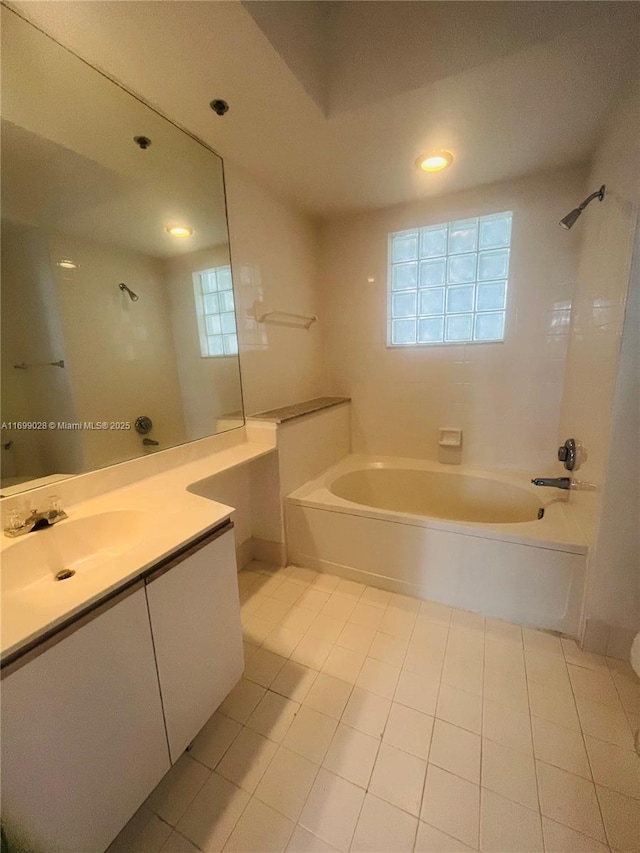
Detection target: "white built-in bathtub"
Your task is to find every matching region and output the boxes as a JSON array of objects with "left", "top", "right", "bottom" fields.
[{"left": 286, "top": 455, "right": 588, "bottom": 634}]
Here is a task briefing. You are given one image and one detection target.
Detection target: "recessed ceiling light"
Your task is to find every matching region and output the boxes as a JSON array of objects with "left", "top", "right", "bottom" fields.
[
  {"left": 416, "top": 151, "right": 454, "bottom": 172},
  {"left": 165, "top": 226, "right": 193, "bottom": 238},
  {"left": 57, "top": 259, "right": 78, "bottom": 269}
]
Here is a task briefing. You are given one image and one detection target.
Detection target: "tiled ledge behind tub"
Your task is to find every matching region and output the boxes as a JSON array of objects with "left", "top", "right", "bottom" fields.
[{"left": 252, "top": 398, "right": 351, "bottom": 497}]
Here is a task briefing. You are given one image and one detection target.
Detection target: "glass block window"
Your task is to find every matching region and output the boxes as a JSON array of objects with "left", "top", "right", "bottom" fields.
[
  {"left": 388, "top": 211, "right": 512, "bottom": 346},
  {"left": 192, "top": 266, "right": 238, "bottom": 357}
]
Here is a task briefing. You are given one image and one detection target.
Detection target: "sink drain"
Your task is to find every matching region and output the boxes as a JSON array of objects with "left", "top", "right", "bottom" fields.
[{"left": 55, "top": 569, "right": 76, "bottom": 581}]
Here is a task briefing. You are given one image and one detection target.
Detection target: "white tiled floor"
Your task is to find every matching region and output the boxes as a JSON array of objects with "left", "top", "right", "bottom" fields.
[{"left": 109, "top": 562, "right": 640, "bottom": 853}]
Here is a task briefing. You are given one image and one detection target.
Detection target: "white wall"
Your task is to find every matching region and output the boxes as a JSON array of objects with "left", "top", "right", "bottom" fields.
[
  {"left": 163, "top": 245, "right": 243, "bottom": 440},
  {"left": 567, "top": 83, "right": 640, "bottom": 655},
  {"left": 224, "top": 162, "right": 324, "bottom": 416},
  {"left": 319, "top": 166, "right": 586, "bottom": 471},
  {"left": 50, "top": 232, "right": 187, "bottom": 470},
  {"left": 1, "top": 222, "right": 82, "bottom": 483}
]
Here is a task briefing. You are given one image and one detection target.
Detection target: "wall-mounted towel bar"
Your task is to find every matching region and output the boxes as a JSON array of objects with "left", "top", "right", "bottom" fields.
[
  {"left": 14, "top": 360, "right": 65, "bottom": 370},
  {"left": 249, "top": 300, "right": 317, "bottom": 329}
]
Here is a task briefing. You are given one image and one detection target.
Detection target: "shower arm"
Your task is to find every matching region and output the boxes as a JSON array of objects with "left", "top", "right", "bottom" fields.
[{"left": 577, "top": 185, "right": 605, "bottom": 211}]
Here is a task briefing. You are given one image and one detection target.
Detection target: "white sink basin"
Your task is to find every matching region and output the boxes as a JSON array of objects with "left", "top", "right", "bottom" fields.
[{"left": 1, "top": 510, "right": 149, "bottom": 596}]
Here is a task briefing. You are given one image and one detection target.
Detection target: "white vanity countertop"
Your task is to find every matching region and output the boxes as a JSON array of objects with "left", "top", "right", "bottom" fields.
[{"left": 0, "top": 436, "right": 276, "bottom": 663}]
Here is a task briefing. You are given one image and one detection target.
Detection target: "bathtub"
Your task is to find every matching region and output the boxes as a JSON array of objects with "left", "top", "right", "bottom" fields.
[{"left": 286, "top": 455, "right": 588, "bottom": 634}]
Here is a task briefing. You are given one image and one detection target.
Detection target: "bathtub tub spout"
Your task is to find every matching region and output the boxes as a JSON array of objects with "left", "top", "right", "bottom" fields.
[{"left": 531, "top": 477, "right": 571, "bottom": 490}]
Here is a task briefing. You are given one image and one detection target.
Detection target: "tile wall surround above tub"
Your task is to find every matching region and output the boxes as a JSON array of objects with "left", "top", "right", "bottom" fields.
[
  {"left": 319, "top": 165, "right": 588, "bottom": 472},
  {"left": 224, "top": 163, "right": 324, "bottom": 417}
]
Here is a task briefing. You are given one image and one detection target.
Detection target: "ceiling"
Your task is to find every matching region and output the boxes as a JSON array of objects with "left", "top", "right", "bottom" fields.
[{"left": 8, "top": 1, "right": 640, "bottom": 218}]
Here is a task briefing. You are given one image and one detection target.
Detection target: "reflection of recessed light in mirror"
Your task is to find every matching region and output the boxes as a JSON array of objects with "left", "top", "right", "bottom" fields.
[
  {"left": 57, "top": 259, "right": 78, "bottom": 269},
  {"left": 415, "top": 151, "right": 454, "bottom": 172},
  {"left": 165, "top": 226, "right": 193, "bottom": 238}
]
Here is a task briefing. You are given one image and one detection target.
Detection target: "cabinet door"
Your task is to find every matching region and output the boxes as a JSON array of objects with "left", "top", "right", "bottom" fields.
[
  {"left": 145, "top": 528, "right": 244, "bottom": 763},
  {"left": 1, "top": 586, "right": 170, "bottom": 853}
]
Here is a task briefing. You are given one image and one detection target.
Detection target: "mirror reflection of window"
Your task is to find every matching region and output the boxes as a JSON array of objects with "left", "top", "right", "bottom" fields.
[{"left": 192, "top": 266, "right": 238, "bottom": 358}]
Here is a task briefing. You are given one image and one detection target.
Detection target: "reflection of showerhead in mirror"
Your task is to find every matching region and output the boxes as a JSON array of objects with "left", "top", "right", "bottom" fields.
[{"left": 119, "top": 282, "right": 139, "bottom": 301}]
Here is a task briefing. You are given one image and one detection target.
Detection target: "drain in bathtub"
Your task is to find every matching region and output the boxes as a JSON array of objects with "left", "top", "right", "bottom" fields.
[{"left": 55, "top": 569, "right": 76, "bottom": 581}]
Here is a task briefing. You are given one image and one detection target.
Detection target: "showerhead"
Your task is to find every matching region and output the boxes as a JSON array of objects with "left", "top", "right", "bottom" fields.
[
  {"left": 559, "top": 185, "right": 605, "bottom": 230},
  {"left": 119, "top": 282, "right": 139, "bottom": 302}
]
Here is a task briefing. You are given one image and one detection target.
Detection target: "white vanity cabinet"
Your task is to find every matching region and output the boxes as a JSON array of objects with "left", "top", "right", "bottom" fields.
[
  {"left": 145, "top": 525, "right": 244, "bottom": 763},
  {"left": 0, "top": 585, "right": 170, "bottom": 853}
]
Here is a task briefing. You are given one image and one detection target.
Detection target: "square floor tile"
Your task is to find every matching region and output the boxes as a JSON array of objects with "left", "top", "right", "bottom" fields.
[
  {"left": 296, "top": 588, "right": 331, "bottom": 614},
  {"left": 576, "top": 695, "right": 636, "bottom": 749},
  {"left": 106, "top": 806, "right": 172, "bottom": 853},
  {"left": 288, "top": 566, "right": 318, "bottom": 586},
  {"left": 480, "top": 788, "right": 543, "bottom": 853},
  {"left": 451, "top": 609, "right": 485, "bottom": 634},
  {"left": 159, "top": 831, "right": 201, "bottom": 853},
  {"left": 536, "top": 761, "right": 606, "bottom": 843},
  {"left": 350, "top": 601, "right": 385, "bottom": 630},
  {"left": 253, "top": 597, "right": 292, "bottom": 625},
  {"left": 254, "top": 745, "right": 319, "bottom": 821},
  {"left": 341, "top": 686, "right": 391, "bottom": 739},
  {"left": 286, "top": 825, "right": 338, "bottom": 852},
  {"left": 219, "top": 678, "right": 266, "bottom": 724},
  {"left": 394, "top": 670, "right": 439, "bottom": 716},
  {"left": 523, "top": 628, "right": 563, "bottom": 657},
  {"left": 270, "top": 660, "right": 318, "bottom": 704},
  {"left": 176, "top": 772, "right": 250, "bottom": 852},
  {"left": 272, "top": 580, "right": 305, "bottom": 605},
  {"left": 244, "top": 649, "right": 287, "bottom": 688},
  {"left": 351, "top": 793, "right": 418, "bottom": 852},
  {"left": 369, "top": 631, "right": 409, "bottom": 667},
  {"left": 322, "top": 723, "right": 380, "bottom": 787},
  {"left": 263, "top": 626, "right": 307, "bottom": 658},
  {"left": 420, "top": 764, "right": 480, "bottom": 849},
  {"left": 481, "top": 738, "right": 538, "bottom": 811},
  {"left": 223, "top": 797, "right": 294, "bottom": 852},
  {"left": 321, "top": 646, "right": 365, "bottom": 683},
  {"left": 360, "top": 586, "right": 393, "bottom": 608},
  {"left": 568, "top": 664, "right": 621, "bottom": 708},
  {"left": 369, "top": 742, "right": 427, "bottom": 816},
  {"left": 282, "top": 705, "right": 338, "bottom": 764},
  {"left": 484, "top": 665, "right": 529, "bottom": 712},
  {"left": 356, "top": 657, "right": 400, "bottom": 699},
  {"left": 189, "top": 712, "right": 241, "bottom": 771},
  {"left": 299, "top": 768, "right": 365, "bottom": 852},
  {"left": 312, "top": 573, "right": 341, "bottom": 593},
  {"left": 246, "top": 691, "right": 300, "bottom": 743},
  {"left": 281, "top": 605, "right": 318, "bottom": 634},
  {"left": 146, "top": 754, "right": 210, "bottom": 826},
  {"left": 379, "top": 606, "right": 417, "bottom": 639},
  {"left": 528, "top": 681, "right": 580, "bottom": 732},
  {"left": 304, "top": 673, "right": 352, "bottom": 719},
  {"left": 418, "top": 600, "right": 453, "bottom": 626},
  {"left": 483, "top": 697, "right": 533, "bottom": 755},
  {"left": 414, "top": 821, "right": 477, "bottom": 852},
  {"left": 383, "top": 702, "right": 434, "bottom": 760},
  {"left": 541, "top": 817, "right": 610, "bottom": 853},
  {"left": 485, "top": 618, "right": 522, "bottom": 644},
  {"left": 290, "top": 635, "right": 334, "bottom": 670},
  {"left": 307, "top": 612, "right": 346, "bottom": 643},
  {"left": 436, "top": 684, "right": 482, "bottom": 734},
  {"left": 561, "top": 638, "right": 608, "bottom": 671},
  {"left": 429, "top": 719, "right": 481, "bottom": 784},
  {"left": 441, "top": 651, "right": 483, "bottom": 696},
  {"left": 531, "top": 716, "right": 591, "bottom": 779},
  {"left": 322, "top": 595, "right": 357, "bottom": 623},
  {"left": 216, "top": 727, "right": 278, "bottom": 793},
  {"left": 445, "top": 629, "right": 484, "bottom": 665},
  {"left": 525, "top": 649, "right": 572, "bottom": 693},
  {"left": 596, "top": 784, "right": 640, "bottom": 853},
  {"left": 584, "top": 736, "right": 640, "bottom": 799},
  {"left": 336, "top": 622, "right": 375, "bottom": 655}
]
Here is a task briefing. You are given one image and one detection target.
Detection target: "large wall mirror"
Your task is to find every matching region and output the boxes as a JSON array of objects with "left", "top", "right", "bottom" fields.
[{"left": 0, "top": 8, "right": 244, "bottom": 496}]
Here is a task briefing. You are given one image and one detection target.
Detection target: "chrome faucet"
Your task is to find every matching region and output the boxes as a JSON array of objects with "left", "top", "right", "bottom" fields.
[
  {"left": 3, "top": 496, "right": 68, "bottom": 538},
  {"left": 531, "top": 477, "right": 571, "bottom": 490}
]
